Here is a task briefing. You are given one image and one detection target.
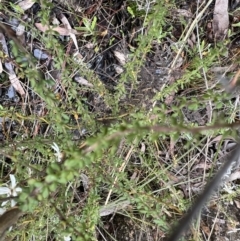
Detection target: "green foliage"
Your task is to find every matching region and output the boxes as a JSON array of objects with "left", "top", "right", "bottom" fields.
[
  {"left": 75, "top": 16, "right": 97, "bottom": 37},
  {"left": 0, "top": 0, "right": 239, "bottom": 240},
  {"left": 112, "top": 1, "right": 169, "bottom": 111}
]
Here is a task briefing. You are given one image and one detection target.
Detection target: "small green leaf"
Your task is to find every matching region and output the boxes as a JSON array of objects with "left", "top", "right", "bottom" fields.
[
  {"left": 232, "top": 22, "right": 240, "bottom": 27},
  {"left": 127, "top": 6, "right": 135, "bottom": 18},
  {"left": 9, "top": 2, "right": 24, "bottom": 14},
  {"left": 188, "top": 102, "right": 198, "bottom": 110},
  {"left": 216, "top": 102, "right": 223, "bottom": 109},
  {"left": 91, "top": 16, "right": 97, "bottom": 30}
]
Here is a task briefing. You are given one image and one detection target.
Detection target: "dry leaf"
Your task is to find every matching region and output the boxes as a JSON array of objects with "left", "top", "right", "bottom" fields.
[
  {"left": 80, "top": 173, "right": 89, "bottom": 190},
  {"left": 113, "top": 64, "right": 124, "bottom": 74},
  {"left": 74, "top": 76, "right": 93, "bottom": 87},
  {"left": 174, "top": 56, "right": 183, "bottom": 68},
  {"left": 211, "top": 66, "right": 236, "bottom": 73},
  {"left": 9, "top": 74, "right": 25, "bottom": 96},
  {"left": 59, "top": 14, "right": 79, "bottom": 50},
  {"left": 73, "top": 51, "right": 83, "bottom": 63},
  {"left": 175, "top": 9, "right": 193, "bottom": 18},
  {"left": 201, "top": 221, "right": 211, "bottom": 236},
  {"left": 0, "top": 33, "right": 8, "bottom": 53},
  {"left": 99, "top": 200, "right": 130, "bottom": 217},
  {"left": 140, "top": 142, "right": 146, "bottom": 153},
  {"left": 52, "top": 17, "right": 60, "bottom": 25},
  {"left": 187, "top": 33, "right": 196, "bottom": 48},
  {"left": 99, "top": 29, "right": 108, "bottom": 37},
  {"left": 17, "top": 0, "right": 35, "bottom": 11},
  {"left": 0, "top": 60, "right": 2, "bottom": 74},
  {"left": 192, "top": 162, "right": 211, "bottom": 171},
  {"left": 0, "top": 33, "right": 25, "bottom": 95},
  {"left": 234, "top": 200, "right": 240, "bottom": 209},
  {"left": 213, "top": 0, "right": 229, "bottom": 40},
  {"left": 113, "top": 51, "right": 127, "bottom": 65},
  {"left": 16, "top": 24, "right": 25, "bottom": 36},
  {"left": 229, "top": 171, "right": 240, "bottom": 182},
  {"left": 85, "top": 42, "right": 94, "bottom": 49},
  {"left": 35, "top": 23, "right": 78, "bottom": 36},
  {"left": 5, "top": 62, "right": 25, "bottom": 96}
]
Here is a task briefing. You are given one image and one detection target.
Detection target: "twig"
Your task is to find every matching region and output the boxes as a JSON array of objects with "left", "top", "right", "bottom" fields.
[
  {"left": 104, "top": 145, "right": 134, "bottom": 205},
  {"left": 166, "top": 143, "right": 240, "bottom": 241},
  {"left": 229, "top": 69, "right": 240, "bottom": 89},
  {"left": 83, "top": 121, "right": 240, "bottom": 154},
  {"left": 170, "top": 0, "right": 214, "bottom": 70}
]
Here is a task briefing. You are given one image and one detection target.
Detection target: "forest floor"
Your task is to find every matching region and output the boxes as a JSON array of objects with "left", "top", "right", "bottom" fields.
[{"left": 1, "top": 0, "right": 240, "bottom": 240}]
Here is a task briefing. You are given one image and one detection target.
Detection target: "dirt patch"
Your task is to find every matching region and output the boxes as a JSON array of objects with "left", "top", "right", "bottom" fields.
[{"left": 98, "top": 214, "right": 161, "bottom": 241}]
